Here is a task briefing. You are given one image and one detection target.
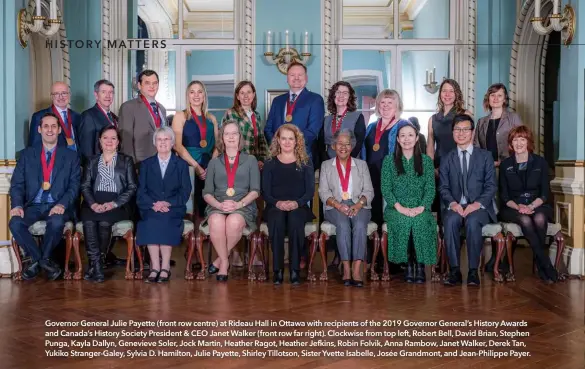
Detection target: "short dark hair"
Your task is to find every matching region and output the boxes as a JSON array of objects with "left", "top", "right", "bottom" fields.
[
  {"left": 94, "top": 79, "right": 115, "bottom": 93},
  {"left": 483, "top": 83, "right": 509, "bottom": 111},
  {"left": 137, "top": 69, "right": 159, "bottom": 84},
  {"left": 452, "top": 114, "right": 475, "bottom": 131},
  {"left": 98, "top": 125, "right": 121, "bottom": 151},
  {"left": 287, "top": 62, "right": 307, "bottom": 74},
  {"left": 40, "top": 112, "right": 60, "bottom": 126}
]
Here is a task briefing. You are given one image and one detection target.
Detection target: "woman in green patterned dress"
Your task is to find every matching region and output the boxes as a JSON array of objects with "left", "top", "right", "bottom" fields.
[{"left": 381, "top": 123, "right": 437, "bottom": 283}]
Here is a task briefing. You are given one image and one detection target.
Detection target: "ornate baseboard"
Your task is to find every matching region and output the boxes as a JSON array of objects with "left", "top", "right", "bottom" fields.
[{"left": 550, "top": 244, "right": 585, "bottom": 277}]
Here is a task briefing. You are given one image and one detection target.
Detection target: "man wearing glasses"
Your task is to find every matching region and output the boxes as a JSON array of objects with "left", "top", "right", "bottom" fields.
[
  {"left": 438, "top": 114, "right": 497, "bottom": 287},
  {"left": 28, "top": 82, "right": 80, "bottom": 152}
]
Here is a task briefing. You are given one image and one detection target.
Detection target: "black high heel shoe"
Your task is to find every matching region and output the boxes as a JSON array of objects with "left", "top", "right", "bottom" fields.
[
  {"left": 157, "top": 269, "right": 171, "bottom": 283},
  {"left": 145, "top": 270, "right": 160, "bottom": 283},
  {"left": 273, "top": 270, "right": 284, "bottom": 285},
  {"left": 216, "top": 274, "right": 228, "bottom": 282},
  {"left": 208, "top": 264, "right": 219, "bottom": 275}
]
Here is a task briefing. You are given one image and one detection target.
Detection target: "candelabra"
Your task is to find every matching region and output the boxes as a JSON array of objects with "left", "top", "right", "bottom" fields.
[
  {"left": 264, "top": 30, "right": 311, "bottom": 75},
  {"left": 18, "top": 0, "right": 61, "bottom": 48},
  {"left": 531, "top": 0, "right": 575, "bottom": 45},
  {"left": 423, "top": 67, "right": 439, "bottom": 94}
]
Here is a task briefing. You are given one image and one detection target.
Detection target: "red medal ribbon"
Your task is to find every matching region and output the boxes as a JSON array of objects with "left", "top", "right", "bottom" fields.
[
  {"left": 286, "top": 95, "right": 299, "bottom": 119},
  {"left": 332, "top": 109, "right": 347, "bottom": 134},
  {"left": 224, "top": 152, "right": 240, "bottom": 190},
  {"left": 97, "top": 104, "right": 116, "bottom": 127},
  {"left": 374, "top": 116, "right": 395, "bottom": 146},
  {"left": 335, "top": 157, "right": 351, "bottom": 194},
  {"left": 51, "top": 105, "right": 73, "bottom": 139},
  {"left": 190, "top": 108, "right": 207, "bottom": 142},
  {"left": 41, "top": 146, "right": 57, "bottom": 185},
  {"left": 140, "top": 95, "right": 161, "bottom": 128}
]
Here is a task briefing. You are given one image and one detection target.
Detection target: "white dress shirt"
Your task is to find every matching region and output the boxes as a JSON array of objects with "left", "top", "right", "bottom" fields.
[
  {"left": 158, "top": 154, "right": 170, "bottom": 178},
  {"left": 457, "top": 144, "right": 474, "bottom": 205}
]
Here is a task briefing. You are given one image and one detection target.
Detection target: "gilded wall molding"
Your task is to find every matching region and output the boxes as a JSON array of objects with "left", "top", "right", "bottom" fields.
[
  {"left": 322, "top": 0, "right": 334, "bottom": 100},
  {"left": 243, "top": 0, "right": 254, "bottom": 82}
]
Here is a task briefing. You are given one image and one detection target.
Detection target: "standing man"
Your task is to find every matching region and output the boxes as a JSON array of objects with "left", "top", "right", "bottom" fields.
[
  {"left": 118, "top": 70, "right": 167, "bottom": 165},
  {"left": 439, "top": 114, "right": 497, "bottom": 287},
  {"left": 77, "top": 80, "right": 118, "bottom": 163},
  {"left": 28, "top": 82, "right": 81, "bottom": 152},
  {"left": 264, "top": 62, "right": 324, "bottom": 160},
  {"left": 9, "top": 113, "right": 81, "bottom": 281}
]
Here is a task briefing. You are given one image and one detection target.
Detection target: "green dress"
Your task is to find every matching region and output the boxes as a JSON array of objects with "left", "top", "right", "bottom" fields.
[{"left": 381, "top": 154, "right": 437, "bottom": 265}]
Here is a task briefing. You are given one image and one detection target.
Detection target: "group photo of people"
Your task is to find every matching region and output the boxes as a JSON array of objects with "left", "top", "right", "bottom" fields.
[{"left": 8, "top": 61, "right": 564, "bottom": 288}]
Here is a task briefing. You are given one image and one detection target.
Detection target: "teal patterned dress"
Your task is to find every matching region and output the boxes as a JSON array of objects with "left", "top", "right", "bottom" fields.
[{"left": 381, "top": 154, "right": 437, "bottom": 265}]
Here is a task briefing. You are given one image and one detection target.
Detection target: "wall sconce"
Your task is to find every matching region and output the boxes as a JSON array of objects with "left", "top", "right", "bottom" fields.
[
  {"left": 531, "top": 0, "right": 575, "bottom": 45},
  {"left": 17, "top": 0, "right": 61, "bottom": 48},
  {"left": 264, "top": 30, "right": 311, "bottom": 74},
  {"left": 424, "top": 67, "right": 439, "bottom": 94}
]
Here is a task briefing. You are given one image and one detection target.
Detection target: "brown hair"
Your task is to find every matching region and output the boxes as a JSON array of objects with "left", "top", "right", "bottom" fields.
[
  {"left": 184, "top": 80, "right": 211, "bottom": 121},
  {"left": 482, "top": 83, "right": 509, "bottom": 112},
  {"left": 437, "top": 79, "right": 466, "bottom": 114},
  {"left": 287, "top": 61, "right": 307, "bottom": 74},
  {"left": 268, "top": 124, "right": 309, "bottom": 168},
  {"left": 231, "top": 80, "right": 258, "bottom": 117},
  {"left": 508, "top": 125, "right": 535, "bottom": 154},
  {"left": 215, "top": 120, "right": 244, "bottom": 154},
  {"left": 327, "top": 81, "right": 357, "bottom": 115}
]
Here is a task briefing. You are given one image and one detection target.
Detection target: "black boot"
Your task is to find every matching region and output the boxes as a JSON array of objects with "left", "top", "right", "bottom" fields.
[
  {"left": 404, "top": 262, "right": 415, "bottom": 283},
  {"left": 414, "top": 263, "right": 426, "bottom": 284},
  {"left": 83, "top": 221, "right": 102, "bottom": 281},
  {"left": 273, "top": 269, "right": 284, "bottom": 285},
  {"left": 290, "top": 270, "right": 301, "bottom": 285}
]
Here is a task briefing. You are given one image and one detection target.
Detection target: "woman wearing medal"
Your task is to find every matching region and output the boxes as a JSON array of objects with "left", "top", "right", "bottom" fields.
[
  {"left": 319, "top": 129, "right": 374, "bottom": 287},
  {"left": 172, "top": 81, "right": 218, "bottom": 220},
  {"left": 262, "top": 124, "right": 315, "bottom": 285},
  {"left": 202, "top": 121, "right": 261, "bottom": 281}
]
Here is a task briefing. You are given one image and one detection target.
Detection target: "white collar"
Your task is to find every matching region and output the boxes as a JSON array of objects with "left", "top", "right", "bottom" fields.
[
  {"left": 289, "top": 88, "right": 305, "bottom": 96},
  {"left": 457, "top": 144, "right": 474, "bottom": 155},
  {"left": 54, "top": 105, "right": 67, "bottom": 114},
  {"left": 332, "top": 157, "right": 356, "bottom": 167},
  {"left": 157, "top": 154, "right": 171, "bottom": 163}
]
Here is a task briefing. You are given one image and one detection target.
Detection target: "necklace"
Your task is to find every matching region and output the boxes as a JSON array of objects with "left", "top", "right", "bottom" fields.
[{"left": 228, "top": 155, "right": 237, "bottom": 160}]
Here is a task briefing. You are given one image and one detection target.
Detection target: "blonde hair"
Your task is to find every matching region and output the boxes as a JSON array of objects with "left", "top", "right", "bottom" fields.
[
  {"left": 184, "top": 80, "right": 211, "bottom": 120},
  {"left": 215, "top": 120, "right": 244, "bottom": 154},
  {"left": 375, "top": 89, "right": 403, "bottom": 117},
  {"left": 268, "top": 124, "right": 309, "bottom": 168}
]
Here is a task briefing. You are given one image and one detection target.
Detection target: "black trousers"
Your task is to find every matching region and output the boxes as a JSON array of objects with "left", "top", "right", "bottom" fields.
[
  {"left": 83, "top": 221, "right": 113, "bottom": 265},
  {"left": 266, "top": 207, "right": 307, "bottom": 271},
  {"left": 443, "top": 207, "right": 490, "bottom": 269}
]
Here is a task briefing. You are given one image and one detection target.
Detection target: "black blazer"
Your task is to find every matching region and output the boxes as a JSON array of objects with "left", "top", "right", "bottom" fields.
[
  {"left": 438, "top": 146, "right": 497, "bottom": 221},
  {"left": 80, "top": 153, "right": 137, "bottom": 213},
  {"left": 499, "top": 153, "right": 550, "bottom": 207},
  {"left": 9, "top": 145, "right": 81, "bottom": 210},
  {"left": 78, "top": 104, "right": 119, "bottom": 163}
]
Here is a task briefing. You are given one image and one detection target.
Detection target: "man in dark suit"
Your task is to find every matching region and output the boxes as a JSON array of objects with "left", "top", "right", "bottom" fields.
[
  {"left": 119, "top": 70, "right": 167, "bottom": 165},
  {"left": 439, "top": 114, "right": 497, "bottom": 286},
  {"left": 78, "top": 79, "right": 118, "bottom": 164},
  {"left": 9, "top": 113, "right": 81, "bottom": 281},
  {"left": 28, "top": 82, "right": 81, "bottom": 152},
  {"left": 264, "top": 62, "right": 324, "bottom": 161}
]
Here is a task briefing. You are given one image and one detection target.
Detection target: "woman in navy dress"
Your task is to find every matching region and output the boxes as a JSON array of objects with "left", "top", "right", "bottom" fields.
[{"left": 136, "top": 127, "right": 192, "bottom": 283}]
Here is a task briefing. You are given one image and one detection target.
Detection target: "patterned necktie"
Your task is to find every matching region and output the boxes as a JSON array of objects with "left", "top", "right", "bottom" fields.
[
  {"left": 107, "top": 111, "right": 114, "bottom": 125},
  {"left": 150, "top": 102, "right": 159, "bottom": 116},
  {"left": 41, "top": 151, "right": 52, "bottom": 203},
  {"left": 462, "top": 150, "right": 469, "bottom": 202},
  {"left": 61, "top": 111, "right": 68, "bottom": 127},
  {"left": 290, "top": 93, "right": 297, "bottom": 103}
]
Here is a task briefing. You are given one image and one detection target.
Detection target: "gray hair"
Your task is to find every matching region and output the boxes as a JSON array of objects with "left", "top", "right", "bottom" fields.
[
  {"left": 332, "top": 128, "right": 356, "bottom": 148},
  {"left": 94, "top": 79, "right": 115, "bottom": 93},
  {"left": 152, "top": 126, "right": 175, "bottom": 147}
]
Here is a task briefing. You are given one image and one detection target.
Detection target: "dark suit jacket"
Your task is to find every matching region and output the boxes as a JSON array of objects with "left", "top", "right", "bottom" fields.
[
  {"left": 9, "top": 145, "right": 81, "bottom": 211},
  {"left": 136, "top": 154, "right": 191, "bottom": 218},
  {"left": 28, "top": 106, "right": 81, "bottom": 149},
  {"left": 118, "top": 97, "right": 167, "bottom": 164},
  {"left": 80, "top": 153, "right": 137, "bottom": 215},
  {"left": 438, "top": 146, "right": 497, "bottom": 221},
  {"left": 264, "top": 89, "right": 325, "bottom": 152},
  {"left": 78, "top": 104, "right": 119, "bottom": 163},
  {"left": 499, "top": 153, "right": 550, "bottom": 207}
]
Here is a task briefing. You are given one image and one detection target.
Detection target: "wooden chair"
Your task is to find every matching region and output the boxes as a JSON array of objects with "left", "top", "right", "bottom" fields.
[
  {"left": 11, "top": 221, "right": 75, "bottom": 281},
  {"left": 500, "top": 222, "right": 566, "bottom": 282},
  {"left": 319, "top": 221, "right": 379, "bottom": 282},
  {"left": 257, "top": 222, "right": 319, "bottom": 281},
  {"left": 134, "top": 219, "right": 196, "bottom": 280},
  {"left": 190, "top": 222, "right": 258, "bottom": 280},
  {"left": 70, "top": 220, "right": 135, "bottom": 280}
]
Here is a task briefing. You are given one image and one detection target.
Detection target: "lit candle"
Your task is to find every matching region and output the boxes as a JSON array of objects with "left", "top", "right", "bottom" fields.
[
  {"left": 426, "top": 70, "right": 429, "bottom": 84},
  {"left": 36, "top": 0, "right": 41, "bottom": 16},
  {"left": 552, "top": 0, "right": 559, "bottom": 15},
  {"left": 534, "top": 0, "right": 541, "bottom": 17},
  {"left": 267, "top": 30, "right": 272, "bottom": 53},
  {"left": 432, "top": 66, "right": 436, "bottom": 82},
  {"left": 303, "top": 31, "right": 309, "bottom": 53},
  {"left": 285, "top": 30, "right": 289, "bottom": 51}
]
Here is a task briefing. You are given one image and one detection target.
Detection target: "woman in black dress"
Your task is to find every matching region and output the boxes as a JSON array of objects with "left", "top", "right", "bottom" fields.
[
  {"left": 80, "top": 126, "right": 137, "bottom": 282},
  {"left": 262, "top": 124, "right": 314, "bottom": 285}
]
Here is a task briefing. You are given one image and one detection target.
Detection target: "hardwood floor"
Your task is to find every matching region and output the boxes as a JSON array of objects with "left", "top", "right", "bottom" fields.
[{"left": 0, "top": 246, "right": 583, "bottom": 369}]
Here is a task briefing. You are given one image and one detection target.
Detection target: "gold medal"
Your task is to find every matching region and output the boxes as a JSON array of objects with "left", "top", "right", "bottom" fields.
[
  {"left": 372, "top": 143, "right": 380, "bottom": 152},
  {"left": 66, "top": 138, "right": 74, "bottom": 146},
  {"left": 200, "top": 139, "right": 207, "bottom": 148},
  {"left": 285, "top": 114, "right": 293, "bottom": 122},
  {"left": 342, "top": 192, "right": 350, "bottom": 200},
  {"left": 42, "top": 181, "right": 51, "bottom": 191},
  {"left": 226, "top": 188, "right": 235, "bottom": 197}
]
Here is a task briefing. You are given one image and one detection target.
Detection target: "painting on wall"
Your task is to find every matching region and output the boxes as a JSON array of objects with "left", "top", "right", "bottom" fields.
[{"left": 265, "top": 89, "right": 288, "bottom": 119}]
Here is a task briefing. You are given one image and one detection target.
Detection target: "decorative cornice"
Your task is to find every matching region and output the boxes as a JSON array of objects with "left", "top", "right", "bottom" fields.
[
  {"left": 467, "top": 0, "right": 476, "bottom": 113},
  {"left": 102, "top": 0, "right": 111, "bottom": 80},
  {"left": 550, "top": 177, "right": 585, "bottom": 196},
  {"left": 243, "top": 0, "right": 253, "bottom": 81},
  {"left": 323, "top": 0, "right": 333, "bottom": 100},
  {"left": 0, "top": 161, "right": 17, "bottom": 167},
  {"left": 556, "top": 160, "right": 585, "bottom": 168}
]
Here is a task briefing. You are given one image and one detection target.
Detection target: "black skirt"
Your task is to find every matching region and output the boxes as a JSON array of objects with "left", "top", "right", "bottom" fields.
[{"left": 80, "top": 191, "right": 131, "bottom": 223}]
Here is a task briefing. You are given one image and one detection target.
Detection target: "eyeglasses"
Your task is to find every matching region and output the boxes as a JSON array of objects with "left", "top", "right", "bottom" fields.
[
  {"left": 223, "top": 132, "right": 239, "bottom": 138},
  {"left": 336, "top": 143, "right": 352, "bottom": 148},
  {"left": 335, "top": 91, "right": 350, "bottom": 97},
  {"left": 454, "top": 128, "right": 473, "bottom": 133},
  {"left": 51, "top": 92, "right": 69, "bottom": 97}
]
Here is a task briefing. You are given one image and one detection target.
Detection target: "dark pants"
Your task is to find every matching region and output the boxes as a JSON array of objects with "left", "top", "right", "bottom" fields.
[
  {"left": 83, "top": 221, "right": 112, "bottom": 265},
  {"left": 9, "top": 203, "right": 68, "bottom": 263},
  {"left": 499, "top": 206, "right": 557, "bottom": 280},
  {"left": 266, "top": 207, "right": 306, "bottom": 271},
  {"left": 443, "top": 208, "right": 490, "bottom": 269}
]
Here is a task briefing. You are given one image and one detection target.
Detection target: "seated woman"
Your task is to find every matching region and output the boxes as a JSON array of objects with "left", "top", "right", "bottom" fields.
[
  {"left": 80, "top": 126, "right": 137, "bottom": 283},
  {"left": 136, "top": 127, "right": 192, "bottom": 283},
  {"left": 202, "top": 121, "right": 260, "bottom": 281},
  {"left": 499, "top": 125, "right": 558, "bottom": 283},
  {"left": 381, "top": 123, "right": 436, "bottom": 283},
  {"left": 319, "top": 129, "right": 374, "bottom": 287},
  {"left": 262, "top": 124, "right": 314, "bottom": 285}
]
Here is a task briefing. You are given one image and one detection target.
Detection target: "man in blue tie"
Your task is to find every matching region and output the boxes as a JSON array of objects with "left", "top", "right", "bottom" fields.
[
  {"left": 28, "top": 82, "right": 81, "bottom": 151},
  {"left": 9, "top": 113, "right": 81, "bottom": 281},
  {"left": 78, "top": 80, "right": 118, "bottom": 164},
  {"left": 264, "top": 62, "right": 325, "bottom": 161}
]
